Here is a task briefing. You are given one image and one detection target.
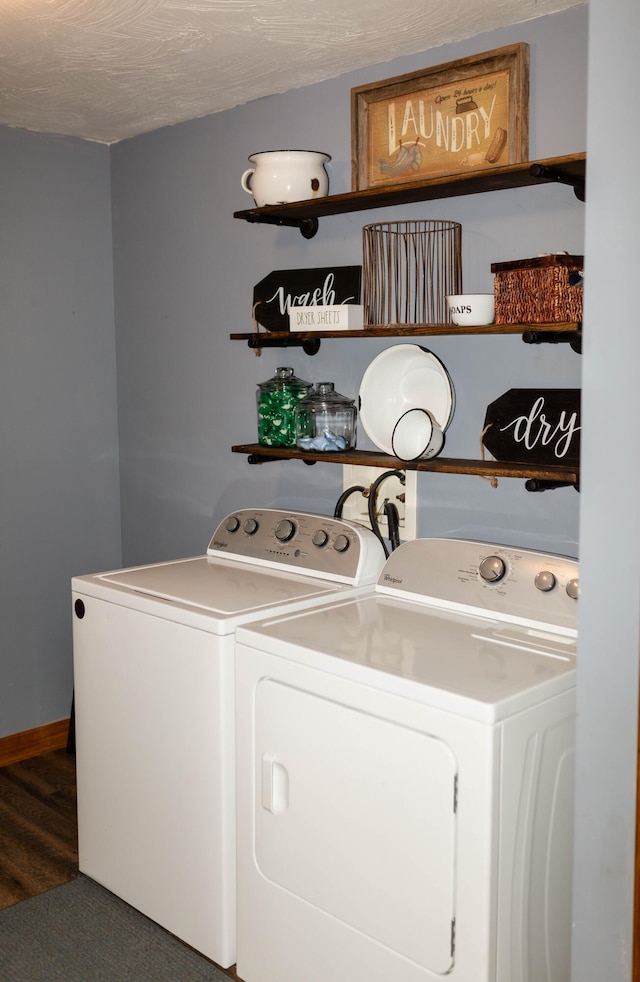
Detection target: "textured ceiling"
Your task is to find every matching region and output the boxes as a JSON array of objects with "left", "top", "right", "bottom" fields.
[{"left": 0, "top": 0, "right": 585, "bottom": 145}]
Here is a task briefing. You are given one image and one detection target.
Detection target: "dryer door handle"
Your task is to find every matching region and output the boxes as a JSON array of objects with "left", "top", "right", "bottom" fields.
[{"left": 261, "top": 754, "right": 290, "bottom": 814}]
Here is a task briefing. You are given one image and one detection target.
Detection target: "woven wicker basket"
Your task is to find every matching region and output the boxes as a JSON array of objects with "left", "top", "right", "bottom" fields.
[{"left": 491, "top": 254, "right": 583, "bottom": 324}]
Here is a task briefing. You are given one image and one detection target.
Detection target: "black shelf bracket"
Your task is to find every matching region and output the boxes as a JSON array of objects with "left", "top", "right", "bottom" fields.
[
  {"left": 522, "top": 324, "right": 582, "bottom": 354},
  {"left": 247, "top": 452, "right": 316, "bottom": 465},
  {"left": 247, "top": 453, "right": 286, "bottom": 465},
  {"left": 528, "top": 162, "right": 585, "bottom": 202},
  {"left": 242, "top": 212, "right": 319, "bottom": 239},
  {"left": 525, "top": 478, "right": 579, "bottom": 492},
  {"left": 246, "top": 334, "right": 321, "bottom": 355}
]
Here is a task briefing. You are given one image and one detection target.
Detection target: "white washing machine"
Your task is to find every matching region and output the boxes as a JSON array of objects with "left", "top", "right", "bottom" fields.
[
  {"left": 71, "top": 508, "right": 385, "bottom": 968},
  {"left": 234, "top": 537, "right": 579, "bottom": 982}
]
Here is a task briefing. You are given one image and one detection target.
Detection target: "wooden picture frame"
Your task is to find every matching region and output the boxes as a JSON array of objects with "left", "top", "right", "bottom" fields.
[{"left": 351, "top": 43, "right": 529, "bottom": 191}]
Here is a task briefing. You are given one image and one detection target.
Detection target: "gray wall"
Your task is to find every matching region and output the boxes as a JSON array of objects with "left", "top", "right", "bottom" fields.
[
  {"left": 572, "top": 0, "right": 640, "bottom": 977},
  {"left": 111, "top": 8, "right": 586, "bottom": 568},
  {"left": 0, "top": 128, "right": 121, "bottom": 737}
]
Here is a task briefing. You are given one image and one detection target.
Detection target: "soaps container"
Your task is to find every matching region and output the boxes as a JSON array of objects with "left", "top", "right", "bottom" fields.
[{"left": 295, "top": 382, "right": 357, "bottom": 452}]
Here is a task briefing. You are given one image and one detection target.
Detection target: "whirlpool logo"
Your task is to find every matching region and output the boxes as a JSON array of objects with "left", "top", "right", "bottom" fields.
[{"left": 383, "top": 573, "right": 403, "bottom": 585}]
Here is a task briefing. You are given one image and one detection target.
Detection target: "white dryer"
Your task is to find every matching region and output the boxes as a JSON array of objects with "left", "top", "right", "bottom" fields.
[
  {"left": 234, "top": 536, "right": 579, "bottom": 982},
  {"left": 71, "top": 509, "right": 385, "bottom": 968}
]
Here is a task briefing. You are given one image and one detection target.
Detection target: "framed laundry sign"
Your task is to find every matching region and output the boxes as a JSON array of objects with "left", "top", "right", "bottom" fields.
[
  {"left": 482, "top": 389, "right": 581, "bottom": 467},
  {"left": 351, "top": 43, "right": 529, "bottom": 191}
]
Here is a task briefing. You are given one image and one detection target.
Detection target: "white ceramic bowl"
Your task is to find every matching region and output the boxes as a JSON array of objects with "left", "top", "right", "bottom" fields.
[
  {"left": 358, "top": 344, "right": 455, "bottom": 454},
  {"left": 392, "top": 409, "right": 444, "bottom": 462},
  {"left": 445, "top": 293, "right": 495, "bottom": 326}
]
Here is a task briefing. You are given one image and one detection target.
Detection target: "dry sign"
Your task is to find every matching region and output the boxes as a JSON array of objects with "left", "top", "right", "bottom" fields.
[
  {"left": 482, "top": 389, "right": 581, "bottom": 467},
  {"left": 351, "top": 43, "right": 529, "bottom": 191}
]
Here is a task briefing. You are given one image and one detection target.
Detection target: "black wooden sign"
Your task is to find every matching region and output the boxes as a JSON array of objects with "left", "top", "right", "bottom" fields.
[
  {"left": 482, "top": 389, "right": 581, "bottom": 466},
  {"left": 253, "top": 266, "right": 362, "bottom": 332}
]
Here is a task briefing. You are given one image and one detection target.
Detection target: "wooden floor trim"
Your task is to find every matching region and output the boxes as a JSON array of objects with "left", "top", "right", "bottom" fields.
[
  {"left": 0, "top": 719, "right": 71, "bottom": 767},
  {"left": 634, "top": 684, "right": 640, "bottom": 982}
]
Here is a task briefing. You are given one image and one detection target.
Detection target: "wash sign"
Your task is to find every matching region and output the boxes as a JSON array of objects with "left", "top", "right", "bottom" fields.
[{"left": 253, "top": 266, "right": 362, "bottom": 332}]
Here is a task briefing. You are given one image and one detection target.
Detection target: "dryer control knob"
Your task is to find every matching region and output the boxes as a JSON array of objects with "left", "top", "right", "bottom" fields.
[
  {"left": 479, "top": 555, "right": 506, "bottom": 583},
  {"left": 566, "top": 577, "right": 580, "bottom": 600},
  {"left": 243, "top": 518, "right": 259, "bottom": 535},
  {"left": 224, "top": 515, "right": 240, "bottom": 533},
  {"left": 333, "top": 533, "right": 350, "bottom": 553},
  {"left": 275, "top": 519, "right": 296, "bottom": 542},
  {"left": 535, "top": 570, "right": 556, "bottom": 592},
  {"left": 312, "top": 529, "right": 329, "bottom": 547}
]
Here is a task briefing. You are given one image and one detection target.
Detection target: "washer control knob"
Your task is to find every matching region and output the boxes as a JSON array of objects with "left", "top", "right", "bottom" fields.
[
  {"left": 224, "top": 515, "right": 240, "bottom": 533},
  {"left": 243, "top": 518, "right": 259, "bottom": 535},
  {"left": 479, "top": 555, "right": 506, "bottom": 583},
  {"left": 312, "top": 529, "right": 329, "bottom": 547},
  {"left": 275, "top": 519, "right": 296, "bottom": 542},
  {"left": 535, "top": 570, "right": 557, "bottom": 592},
  {"left": 333, "top": 533, "right": 350, "bottom": 553},
  {"left": 566, "top": 577, "right": 580, "bottom": 600}
]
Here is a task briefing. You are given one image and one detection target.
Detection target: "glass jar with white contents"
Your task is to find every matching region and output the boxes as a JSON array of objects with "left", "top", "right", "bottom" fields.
[{"left": 295, "top": 382, "right": 357, "bottom": 452}]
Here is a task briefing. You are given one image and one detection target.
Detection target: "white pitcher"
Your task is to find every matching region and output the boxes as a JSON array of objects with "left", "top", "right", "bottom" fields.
[{"left": 241, "top": 150, "right": 331, "bottom": 207}]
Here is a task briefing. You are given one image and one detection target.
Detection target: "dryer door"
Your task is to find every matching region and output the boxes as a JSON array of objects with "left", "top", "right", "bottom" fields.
[{"left": 254, "top": 677, "right": 457, "bottom": 974}]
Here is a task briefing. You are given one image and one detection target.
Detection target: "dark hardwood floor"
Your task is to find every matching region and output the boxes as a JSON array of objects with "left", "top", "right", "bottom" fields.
[
  {"left": 0, "top": 748, "right": 79, "bottom": 909},
  {"left": 0, "top": 748, "right": 241, "bottom": 978}
]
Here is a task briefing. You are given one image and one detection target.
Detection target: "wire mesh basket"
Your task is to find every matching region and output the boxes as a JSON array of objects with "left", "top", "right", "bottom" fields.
[{"left": 362, "top": 220, "right": 462, "bottom": 325}]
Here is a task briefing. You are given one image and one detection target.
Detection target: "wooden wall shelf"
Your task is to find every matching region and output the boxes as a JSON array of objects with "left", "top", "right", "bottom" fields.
[
  {"left": 231, "top": 321, "right": 581, "bottom": 353},
  {"left": 233, "top": 152, "right": 586, "bottom": 235},
  {"left": 231, "top": 444, "right": 579, "bottom": 490}
]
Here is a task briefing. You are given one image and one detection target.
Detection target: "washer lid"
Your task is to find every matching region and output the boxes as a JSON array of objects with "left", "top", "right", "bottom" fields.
[
  {"left": 236, "top": 593, "right": 576, "bottom": 723},
  {"left": 88, "top": 555, "right": 343, "bottom": 627}
]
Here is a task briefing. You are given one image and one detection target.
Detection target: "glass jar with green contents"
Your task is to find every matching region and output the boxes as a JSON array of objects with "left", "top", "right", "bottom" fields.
[{"left": 257, "top": 367, "right": 311, "bottom": 447}]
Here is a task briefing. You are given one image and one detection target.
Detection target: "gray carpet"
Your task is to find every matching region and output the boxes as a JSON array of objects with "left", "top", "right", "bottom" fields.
[{"left": 0, "top": 875, "right": 232, "bottom": 981}]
